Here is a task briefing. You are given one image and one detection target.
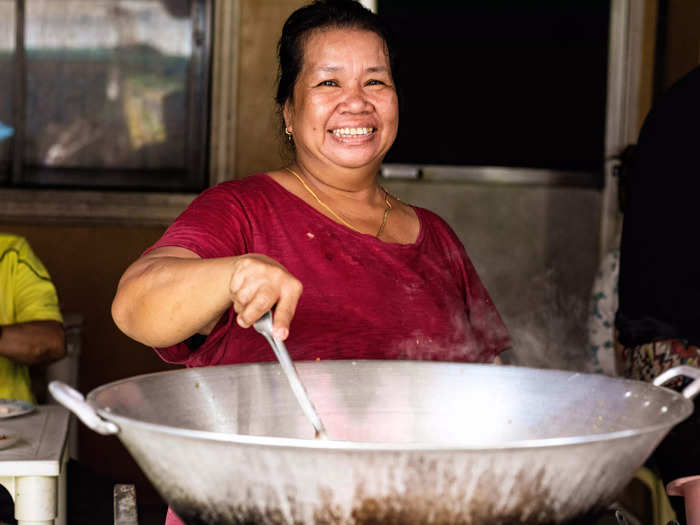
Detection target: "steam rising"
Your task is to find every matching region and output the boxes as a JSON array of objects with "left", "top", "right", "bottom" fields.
[
  {"left": 394, "top": 310, "right": 497, "bottom": 363},
  {"left": 503, "top": 269, "right": 589, "bottom": 371}
]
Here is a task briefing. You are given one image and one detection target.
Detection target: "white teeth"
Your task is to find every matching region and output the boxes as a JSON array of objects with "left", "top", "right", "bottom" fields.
[{"left": 332, "top": 127, "right": 374, "bottom": 137}]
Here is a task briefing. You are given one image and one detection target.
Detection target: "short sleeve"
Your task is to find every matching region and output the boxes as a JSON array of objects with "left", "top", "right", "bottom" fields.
[
  {"left": 147, "top": 182, "right": 255, "bottom": 364},
  {"left": 459, "top": 248, "right": 512, "bottom": 357},
  {"left": 14, "top": 240, "right": 63, "bottom": 324},
  {"left": 153, "top": 311, "right": 234, "bottom": 365},
  {"left": 148, "top": 182, "right": 253, "bottom": 259},
  {"left": 423, "top": 210, "right": 511, "bottom": 358},
  {"left": 586, "top": 247, "right": 619, "bottom": 375}
]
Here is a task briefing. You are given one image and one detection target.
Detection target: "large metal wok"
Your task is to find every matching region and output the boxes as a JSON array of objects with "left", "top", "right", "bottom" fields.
[{"left": 50, "top": 361, "right": 700, "bottom": 524}]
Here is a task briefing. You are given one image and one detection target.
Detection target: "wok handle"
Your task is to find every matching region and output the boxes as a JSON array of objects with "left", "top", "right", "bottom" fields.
[
  {"left": 653, "top": 366, "right": 700, "bottom": 400},
  {"left": 48, "top": 381, "right": 120, "bottom": 435}
]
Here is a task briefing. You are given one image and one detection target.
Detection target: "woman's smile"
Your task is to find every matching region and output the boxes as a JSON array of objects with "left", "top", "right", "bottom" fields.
[{"left": 330, "top": 127, "right": 376, "bottom": 138}]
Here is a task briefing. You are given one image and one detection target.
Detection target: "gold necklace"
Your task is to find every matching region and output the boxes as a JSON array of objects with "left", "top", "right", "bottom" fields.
[{"left": 285, "top": 167, "right": 392, "bottom": 238}]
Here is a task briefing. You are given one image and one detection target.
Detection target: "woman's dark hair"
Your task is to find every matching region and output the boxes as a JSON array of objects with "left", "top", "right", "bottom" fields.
[{"left": 275, "top": 0, "right": 399, "bottom": 144}]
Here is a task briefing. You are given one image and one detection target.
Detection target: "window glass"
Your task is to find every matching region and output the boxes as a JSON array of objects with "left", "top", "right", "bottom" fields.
[
  {"left": 380, "top": 1, "right": 610, "bottom": 174},
  {"left": 24, "top": 0, "right": 191, "bottom": 174},
  {"left": 0, "top": 1, "right": 15, "bottom": 181}
]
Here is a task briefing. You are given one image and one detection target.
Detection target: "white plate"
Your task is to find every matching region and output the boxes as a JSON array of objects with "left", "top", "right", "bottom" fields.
[
  {"left": 0, "top": 429, "right": 19, "bottom": 450},
  {"left": 0, "top": 399, "right": 35, "bottom": 419}
]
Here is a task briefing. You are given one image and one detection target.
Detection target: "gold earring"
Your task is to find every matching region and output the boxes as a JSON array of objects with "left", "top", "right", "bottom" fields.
[{"left": 284, "top": 126, "right": 293, "bottom": 136}]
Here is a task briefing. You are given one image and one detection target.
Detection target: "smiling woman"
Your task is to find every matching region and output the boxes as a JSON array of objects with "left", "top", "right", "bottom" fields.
[
  {"left": 278, "top": 26, "right": 406, "bottom": 242},
  {"left": 110, "top": 4, "right": 511, "bottom": 524},
  {"left": 282, "top": 28, "right": 398, "bottom": 173}
]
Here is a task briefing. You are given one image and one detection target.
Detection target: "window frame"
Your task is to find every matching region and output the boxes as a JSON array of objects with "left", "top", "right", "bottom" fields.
[
  {"left": 1, "top": 0, "right": 238, "bottom": 226},
  {"left": 1, "top": 0, "right": 221, "bottom": 221}
]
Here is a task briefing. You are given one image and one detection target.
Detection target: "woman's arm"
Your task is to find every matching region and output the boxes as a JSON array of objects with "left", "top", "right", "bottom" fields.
[
  {"left": 111, "top": 246, "right": 302, "bottom": 347},
  {"left": 0, "top": 321, "right": 65, "bottom": 365}
]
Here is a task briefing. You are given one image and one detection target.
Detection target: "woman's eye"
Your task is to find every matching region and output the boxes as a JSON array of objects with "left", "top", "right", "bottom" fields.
[
  {"left": 366, "top": 79, "right": 386, "bottom": 87},
  {"left": 317, "top": 80, "right": 337, "bottom": 87}
]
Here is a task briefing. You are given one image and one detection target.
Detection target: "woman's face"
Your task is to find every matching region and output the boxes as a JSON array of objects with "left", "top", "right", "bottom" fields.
[{"left": 284, "top": 28, "right": 399, "bottom": 173}]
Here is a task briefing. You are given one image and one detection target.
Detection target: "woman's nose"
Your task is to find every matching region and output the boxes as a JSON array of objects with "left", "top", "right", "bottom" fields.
[{"left": 340, "top": 85, "right": 371, "bottom": 112}]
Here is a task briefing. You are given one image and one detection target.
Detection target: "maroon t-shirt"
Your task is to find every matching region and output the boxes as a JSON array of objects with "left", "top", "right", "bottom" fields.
[{"left": 149, "top": 173, "right": 510, "bottom": 367}]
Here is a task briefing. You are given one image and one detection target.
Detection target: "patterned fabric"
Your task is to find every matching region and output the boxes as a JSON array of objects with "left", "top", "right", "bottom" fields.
[
  {"left": 616, "top": 338, "right": 700, "bottom": 385},
  {"left": 586, "top": 246, "right": 619, "bottom": 375}
]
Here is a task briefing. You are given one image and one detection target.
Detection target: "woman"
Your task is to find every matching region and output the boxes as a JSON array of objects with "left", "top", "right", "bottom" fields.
[
  {"left": 113, "top": 0, "right": 509, "bottom": 364},
  {"left": 615, "top": 64, "right": 700, "bottom": 522},
  {"left": 113, "top": 3, "right": 509, "bottom": 521}
]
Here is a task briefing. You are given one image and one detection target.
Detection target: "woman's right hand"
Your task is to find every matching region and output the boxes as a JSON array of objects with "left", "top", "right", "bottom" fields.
[{"left": 228, "top": 254, "right": 303, "bottom": 340}]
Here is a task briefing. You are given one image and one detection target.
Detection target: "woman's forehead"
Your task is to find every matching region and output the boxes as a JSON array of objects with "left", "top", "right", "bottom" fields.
[{"left": 300, "top": 28, "right": 390, "bottom": 72}]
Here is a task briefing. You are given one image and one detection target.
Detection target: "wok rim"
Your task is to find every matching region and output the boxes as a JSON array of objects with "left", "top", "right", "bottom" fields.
[
  {"left": 87, "top": 361, "right": 694, "bottom": 451},
  {"left": 97, "top": 407, "right": 689, "bottom": 451}
]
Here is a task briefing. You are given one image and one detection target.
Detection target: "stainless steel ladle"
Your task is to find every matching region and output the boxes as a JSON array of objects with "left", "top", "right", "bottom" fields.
[{"left": 254, "top": 311, "right": 328, "bottom": 440}]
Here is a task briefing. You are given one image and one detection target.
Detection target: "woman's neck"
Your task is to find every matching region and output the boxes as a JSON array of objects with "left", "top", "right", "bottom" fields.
[{"left": 290, "top": 159, "right": 382, "bottom": 205}]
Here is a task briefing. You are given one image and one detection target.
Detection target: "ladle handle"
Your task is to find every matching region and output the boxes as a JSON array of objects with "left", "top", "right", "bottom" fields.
[
  {"left": 653, "top": 366, "right": 700, "bottom": 400},
  {"left": 254, "top": 311, "right": 328, "bottom": 439},
  {"left": 49, "top": 380, "right": 120, "bottom": 435}
]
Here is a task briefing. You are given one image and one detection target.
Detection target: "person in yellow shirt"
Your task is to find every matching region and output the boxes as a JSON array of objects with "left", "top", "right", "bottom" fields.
[{"left": 0, "top": 233, "right": 66, "bottom": 402}]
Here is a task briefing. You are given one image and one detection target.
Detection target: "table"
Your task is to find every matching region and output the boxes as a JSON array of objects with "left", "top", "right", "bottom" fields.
[{"left": 0, "top": 405, "right": 69, "bottom": 525}]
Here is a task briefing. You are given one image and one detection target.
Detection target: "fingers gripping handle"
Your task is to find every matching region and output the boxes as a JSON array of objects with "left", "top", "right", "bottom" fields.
[
  {"left": 653, "top": 366, "right": 700, "bottom": 400},
  {"left": 48, "top": 381, "right": 119, "bottom": 435}
]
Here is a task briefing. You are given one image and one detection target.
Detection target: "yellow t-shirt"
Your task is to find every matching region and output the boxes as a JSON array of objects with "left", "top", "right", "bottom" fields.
[{"left": 0, "top": 234, "right": 63, "bottom": 402}]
